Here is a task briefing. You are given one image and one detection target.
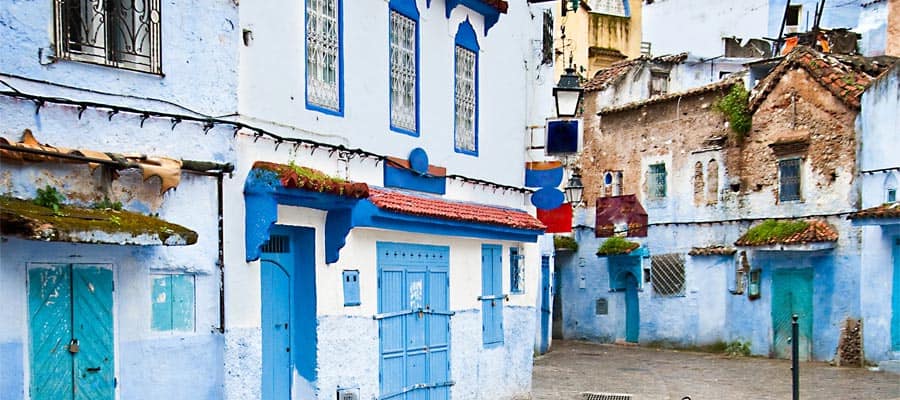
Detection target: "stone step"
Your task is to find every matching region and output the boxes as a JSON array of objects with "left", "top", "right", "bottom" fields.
[{"left": 878, "top": 359, "right": 900, "bottom": 375}]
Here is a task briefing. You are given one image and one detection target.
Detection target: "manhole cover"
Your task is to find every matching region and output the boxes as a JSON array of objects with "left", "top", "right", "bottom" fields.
[{"left": 582, "top": 392, "right": 633, "bottom": 400}]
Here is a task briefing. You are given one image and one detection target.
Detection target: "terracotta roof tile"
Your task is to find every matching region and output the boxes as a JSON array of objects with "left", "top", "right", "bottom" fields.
[
  {"left": 848, "top": 203, "right": 900, "bottom": 220},
  {"left": 688, "top": 245, "right": 737, "bottom": 256},
  {"left": 252, "top": 161, "right": 370, "bottom": 198},
  {"left": 584, "top": 53, "right": 688, "bottom": 92},
  {"left": 749, "top": 46, "right": 897, "bottom": 111},
  {"left": 735, "top": 219, "right": 838, "bottom": 246},
  {"left": 598, "top": 76, "right": 741, "bottom": 115},
  {"left": 368, "top": 188, "right": 545, "bottom": 230}
]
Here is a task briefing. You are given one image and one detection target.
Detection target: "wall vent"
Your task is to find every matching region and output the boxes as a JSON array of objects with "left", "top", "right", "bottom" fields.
[
  {"left": 261, "top": 235, "right": 290, "bottom": 253},
  {"left": 582, "top": 393, "right": 633, "bottom": 400}
]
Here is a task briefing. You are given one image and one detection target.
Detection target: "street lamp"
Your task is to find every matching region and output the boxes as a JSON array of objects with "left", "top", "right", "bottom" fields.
[
  {"left": 564, "top": 168, "right": 584, "bottom": 207},
  {"left": 553, "top": 67, "right": 584, "bottom": 118}
]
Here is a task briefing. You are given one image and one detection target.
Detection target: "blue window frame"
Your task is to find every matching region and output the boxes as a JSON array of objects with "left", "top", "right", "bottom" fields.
[
  {"left": 778, "top": 158, "right": 802, "bottom": 202},
  {"left": 509, "top": 247, "right": 524, "bottom": 294},
  {"left": 454, "top": 19, "right": 479, "bottom": 155},
  {"left": 389, "top": 0, "right": 420, "bottom": 136},
  {"left": 305, "top": 0, "right": 344, "bottom": 115}
]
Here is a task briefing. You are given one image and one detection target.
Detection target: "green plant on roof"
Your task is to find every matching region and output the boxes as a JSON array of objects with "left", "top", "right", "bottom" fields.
[
  {"left": 554, "top": 235, "right": 579, "bottom": 252},
  {"left": 92, "top": 197, "right": 123, "bottom": 211},
  {"left": 287, "top": 160, "right": 346, "bottom": 184},
  {"left": 597, "top": 236, "right": 640, "bottom": 256},
  {"left": 740, "top": 219, "right": 809, "bottom": 245},
  {"left": 713, "top": 84, "right": 752, "bottom": 141},
  {"left": 34, "top": 185, "right": 65, "bottom": 216},
  {"left": 108, "top": 215, "right": 122, "bottom": 227}
]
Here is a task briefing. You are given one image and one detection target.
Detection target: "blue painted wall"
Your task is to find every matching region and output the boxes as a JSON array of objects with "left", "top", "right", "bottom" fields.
[{"left": 766, "top": 0, "right": 862, "bottom": 38}]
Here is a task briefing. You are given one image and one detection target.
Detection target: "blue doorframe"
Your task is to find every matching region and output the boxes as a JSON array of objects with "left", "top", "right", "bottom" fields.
[
  {"left": 539, "top": 255, "right": 551, "bottom": 354},
  {"left": 892, "top": 238, "right": 900, "bottom": 351},
  {"left": 624, "top": 273, "right": 639, "bottom": 343},
  {"left": 377, "top": 242, "right": 451, "bottom": 400},
  {"left": 28, "top": 264, "right": 114, "bottom": 400},
  {"left": 261, "top": 226, "right": 317, "bottom": 400}
]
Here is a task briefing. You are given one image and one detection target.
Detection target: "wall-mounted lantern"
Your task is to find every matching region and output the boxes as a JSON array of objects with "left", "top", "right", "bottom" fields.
[
  {"left": 553, "top": 67, "right": 584, "bottom": 118},
  {"left": 564, "top": 168, "right": 584, "bottom": 207}
]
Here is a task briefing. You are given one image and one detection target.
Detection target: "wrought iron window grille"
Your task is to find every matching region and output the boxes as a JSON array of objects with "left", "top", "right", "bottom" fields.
[
  {"left": 647, "top": 163, "right": 667, "bottom": 199},
  {"left": 54, "top": 0, "right": 162, "bottom": 74},
  {"left": 454, "top": 46, "right": 476, "bottom": 153},
  {"left": 650, "top": 253, "right": 685, "bottom": 297},
  {"left": 306, "top": 0, "right": 340, "bottom": 111},
  {"left": 389, "top": 10, "right": 417, "bottom": 133}
]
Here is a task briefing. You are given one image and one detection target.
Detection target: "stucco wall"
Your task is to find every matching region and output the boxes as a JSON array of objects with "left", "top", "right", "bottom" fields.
[{"left": 643, "top": 0, "right": 769, "bottom": 58}]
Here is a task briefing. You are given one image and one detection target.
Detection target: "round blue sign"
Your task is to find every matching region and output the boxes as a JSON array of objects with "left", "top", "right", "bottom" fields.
[
  {"left": 409, "top": 148, "right": 429, "bottom": 175},
  {"left": 531, "top": 187, "right": 565, "bottom": 210}
]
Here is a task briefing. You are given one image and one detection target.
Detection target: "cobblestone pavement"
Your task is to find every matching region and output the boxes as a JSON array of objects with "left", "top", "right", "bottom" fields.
[{"left": 532, "top": 341, "right": 900, "bottom": 400}]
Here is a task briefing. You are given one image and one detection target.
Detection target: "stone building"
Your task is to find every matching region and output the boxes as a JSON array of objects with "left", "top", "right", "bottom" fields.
[{"left": 554, "top": 46, "right": 898, "bottom": 364}]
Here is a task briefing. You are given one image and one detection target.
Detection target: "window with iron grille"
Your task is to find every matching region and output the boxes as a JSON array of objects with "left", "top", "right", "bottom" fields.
[
  {"left": 454, "top": 20, "right": 478, "bottom": 155},
  {"left": 306, "top": 0, "right": 341, "bottom": 113},
  {"left": 651, "top": 253, "right": 685, "bottom": 296},
  {"left": 590, "top": 0, "right": 628, "bottom": 16},
  {"left": 509, "top": 247, "right": 524, "bottom": 294},
  {"left": 54, "top": 0, "right": 162, "bottom": 74},
  {"left": 647, "top": 163, "right": 667, "bottom": 199},
  {"left": 778, "top": 158, "right": 802, "bottom": 202},
  {"left": 389, "top": 9, "right": 417, "bottom": 134},
  {"left": 650, "top": 72, "right": 668, "bottom": 97}
]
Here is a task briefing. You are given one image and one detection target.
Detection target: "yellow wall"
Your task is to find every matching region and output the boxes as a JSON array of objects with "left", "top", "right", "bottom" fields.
[{"left": 554, "top": 0, "right": 642, "bottom": 79}]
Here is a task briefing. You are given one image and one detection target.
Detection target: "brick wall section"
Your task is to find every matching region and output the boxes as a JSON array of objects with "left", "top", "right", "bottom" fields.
[
  {"left": 580, "top": 88, "right": 730, "bottom": 206},
  {"left": 888, "top": 0, "right": 900, "bottom": 57},
  {"left": 742, "top": 68, "right": 858, "bottom": 205}
]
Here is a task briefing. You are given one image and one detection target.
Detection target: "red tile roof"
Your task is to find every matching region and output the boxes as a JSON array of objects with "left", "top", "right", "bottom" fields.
[
  {"left": 252, "top": 161, "right": 370, "bottom": 198},
  {"left": 368, "top": 188, "right": 545, "bottom": 230},
  {"left": 584, "top": 53, "right": 689, "bottom": 92},
  {"left": 598, "top": 76, "right": 740, "bottom": 115},
  {"left": 688, "top": 245, "right": 737, "bottom": 256},
  {"left": 749, "top": 46, "right": 897, "bottom": 111},
  {"left": 848, "top": 203, "right": 900, "bottom": 220},
  {"left": 735, "top": 219, "right": 838, "bottom": 246}
]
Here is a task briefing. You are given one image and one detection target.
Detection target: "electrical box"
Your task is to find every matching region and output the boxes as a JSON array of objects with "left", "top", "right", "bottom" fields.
[
  {"left": 342, "top": 270, "right": 360, "bottom": 306},
  {"left": 336, "top": 387, "right": 359, "bottom": 400}
]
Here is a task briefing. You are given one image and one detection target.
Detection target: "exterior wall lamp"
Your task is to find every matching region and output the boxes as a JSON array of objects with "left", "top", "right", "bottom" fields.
[
  {"left": 553, "top": 67, "right": 584, "bottom": 118},
  {"left": 564, "top": 167, "right": 584, "bottom": 207}
]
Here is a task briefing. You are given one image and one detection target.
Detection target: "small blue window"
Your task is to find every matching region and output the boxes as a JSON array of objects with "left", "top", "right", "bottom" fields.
[
  {"left": 342, "top": 270, "right": 360, "bottom": 306},
  {"left": 454, "top": 19, "right": 479, "bottom": 156},
  {"left": 389, "top": 0, "right": 420, "bottom": 136},
  {"left": 151, "top": 274, "right": 195, "bottom": 332},
  {"left": 510, "top": 247, "right": 524, "bottom": 294}
]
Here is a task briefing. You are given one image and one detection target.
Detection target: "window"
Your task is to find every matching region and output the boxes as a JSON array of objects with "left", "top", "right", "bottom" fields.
[
  {"left": 651, "top": 254, "right": 685, "bottom": 297},
  {"left": 591, "top": 0, "right": 628, "bottom": 16},
  {"left": 541, "top": 10, "right": 553, "bottom": 65},
  {"left": 151, "top": 274, "right": 195, "bottom": 332},
  {"left": 454, "top": 20, "right": 479, "bottom": 155},
  {"left": 778, "top": 158, "right": 802, "bottom": 202},
  {"left": 614, "top": 171, "right": 624, "bottom": 196},
  {"left": 648, "top": 163, "right": 667, "bottom": 199},
  {"left": 885, "top": 173, "right": 897, "bottom": 203},
  {"left": 510, "top": 247, "right": 524, "bottom": 294},
  {"left": 785, "top": 5, "right": 802, "bottom": 31},
  {"left": 650, "top": 72, "right": 669, "bottom": 96},
  {"left": 54, "top": 0, "right": 162, "bottom": 74},
  {"left": 306, "top": 0, "right": 342, "bottom": 113},
  {"left": 389, "top": 1, "right": 419, "bottom": 135}
]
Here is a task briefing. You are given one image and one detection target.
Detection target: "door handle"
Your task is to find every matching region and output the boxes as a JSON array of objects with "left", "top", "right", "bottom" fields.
[{"left": 86, "top": 367, "right": 101, "bottom": 373}]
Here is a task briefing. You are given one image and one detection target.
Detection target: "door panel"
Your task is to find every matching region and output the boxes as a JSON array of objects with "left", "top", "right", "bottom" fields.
[
  {"left": 891, "top": 239, "right": 900, "bottom": 351},
  {"left": 28, "top": 264, "right": 74, "bottom": 400},
  {"left": 772, "top": 268, "right": 813, "bottom": 360},
  {"left": 624, "top": 274, "right": 639, "bottom": 343},
  {"left": 72, "top": 265, "right": 114, "bottom": 400},
  {"left": 261, "top": 260, "right": 291, "bottom": 400},
  {"left": 540, "top": 256, "right": 551, "bottom": 353},
  {"left": 378, "top": 243, "right": 450, "bottom": 400}
]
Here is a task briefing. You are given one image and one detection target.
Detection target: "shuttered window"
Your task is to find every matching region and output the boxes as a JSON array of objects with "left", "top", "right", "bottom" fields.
[
  {"left": 482, "top": 245, "right": 504, "bottom": 345},
  {"left": 151, "top": 274, "right": 195, "bottom": 332}
]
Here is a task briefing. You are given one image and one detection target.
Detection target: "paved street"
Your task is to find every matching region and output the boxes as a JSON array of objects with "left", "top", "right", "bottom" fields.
[{"left": 533, "top": 341, "right": 900, "bottom": 400}]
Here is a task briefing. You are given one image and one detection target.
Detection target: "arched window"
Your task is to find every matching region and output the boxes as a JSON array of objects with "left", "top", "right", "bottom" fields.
[
  {"left": 454, "top": 19, "right": 479, "bottom": 155},
  {"left": 707, "top": 160, "right": 719, "bottom": 205},
  {"left": 693, "top": 161, "right": 704, "bottom": 205},
  {"left": 389, "top": 0, "right": 419, "bottom": 135}
]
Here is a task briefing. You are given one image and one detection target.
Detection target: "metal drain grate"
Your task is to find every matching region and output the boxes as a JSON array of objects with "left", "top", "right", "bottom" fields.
[{"left": 582, "top": 393, "right": 633, "bottom": 400}]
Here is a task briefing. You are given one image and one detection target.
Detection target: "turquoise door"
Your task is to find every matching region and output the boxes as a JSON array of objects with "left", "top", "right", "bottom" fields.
[
  {"left": 377, "top": 243, "right": 451, "bottom": 400},
  {"left": 892, "top": 239, "right": 900, "bottom": 351},
  {"left": 261, "top": 233, "right": 293, "bottom": 400},
  {"left": 28, "top": 264, "right": 114, "bottom": 400},
  {"left": 624, "top": 274, "right": 639, "bottom": 343},
  {"left": 772, "top": 268, "right": 813, "bottom": 360}
]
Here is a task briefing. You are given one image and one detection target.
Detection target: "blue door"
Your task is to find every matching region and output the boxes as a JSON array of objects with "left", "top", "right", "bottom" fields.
[
  {"left": 261, "top": 233, "right": 293, "bottom": 400},
  {"left": 377, "top": 243, "right": 451, "bottom": 400},
  {"left": 624, "top": 273, "right": 639, "bottom": 343},
  {"left": 891, "top": 238, "right": 900, "bottom": 351},
  {"left": 29, "top": 264, "right": 114, "bottom": 400},
  {"left": 772, "top": 268, "right": 813, "bottom": 360},
  {"left": 539, "top": 256, "right": 551, "bottom": 354}
]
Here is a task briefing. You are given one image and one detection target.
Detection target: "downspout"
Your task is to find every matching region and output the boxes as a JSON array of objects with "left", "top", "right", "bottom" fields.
[{"left": 217, "top": 172, "right": 226, "bottom": 334}]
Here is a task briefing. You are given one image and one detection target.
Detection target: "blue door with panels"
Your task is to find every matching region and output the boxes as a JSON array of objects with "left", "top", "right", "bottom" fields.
[
  {"left": 28, "top": 264, "right": 114, "bottom": 400},
  {"left": 539, "top": 255, "right": 551, "bottom": 354},
  {"left": 261, "top": 231, "right": 294, "bottom": 400},
  {"left": 772, "top": 268, "right": 813, "bottom": 360},
  {"left": 481, "top": 245, "right": 504, "bottom": 346},
  {"left": 377, "top": 242, "right": 451, "bottom": 400},
  {"left": 891, "top": 238, "right": 900, "bottom": 351}
]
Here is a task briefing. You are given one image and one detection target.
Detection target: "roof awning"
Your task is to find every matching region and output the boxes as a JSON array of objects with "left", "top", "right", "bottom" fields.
[
  {"left": 848, "top": 203, "right": 900, "bottom": 226},
  {"left": 1, "top": 197, "right": 197, "bottom": 246},
  {"left": 735, "top": 219, "right": 837, "bottom": 251},
  {"left": 244, "top": 162, "right": 544, "bottom": 263}
]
